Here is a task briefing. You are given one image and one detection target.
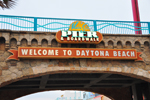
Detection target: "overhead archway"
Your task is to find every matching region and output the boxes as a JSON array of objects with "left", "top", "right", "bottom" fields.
[{"left": 0, "top": 71, "right": 148, "bottom": 100}]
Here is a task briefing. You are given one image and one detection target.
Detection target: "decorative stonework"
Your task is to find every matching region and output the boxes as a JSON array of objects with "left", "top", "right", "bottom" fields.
[{"left": 0, "top": 30, "right": 150, "bottom": 100}]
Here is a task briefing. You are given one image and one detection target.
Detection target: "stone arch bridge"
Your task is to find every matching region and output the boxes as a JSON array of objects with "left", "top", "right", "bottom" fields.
[{"left": 0, "top": 30, "right": 150, "bottom": 100}]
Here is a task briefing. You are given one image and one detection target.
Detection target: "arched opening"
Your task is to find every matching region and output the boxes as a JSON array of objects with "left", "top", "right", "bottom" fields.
[
  {"left": 144, "top": 41, "right": 149, "bottom": 49},
  {"left": 0, "top": 72, "right": 148, "bottom": 100},
  {"left": 41, "top": 39, "right": 48, "bottom": 47},
  {"left": 0, "top": 37, "right": 5, "bottom": 51},
  {"left": 51, "top": 39, "right": 58, "bottom": 47},
  {"left": 21, "top": 38, "right": 28, "bottom": 47},
  {"left": 98, "top": 41, "right": 105, "bottom": 48},
  {"left": 10, "top": 38, "right": 17, "bottom": 48},
  {"left": 126, "top": 41, "right": 131, "bottom": 49},
  {"left": 134, "top": 41, "right": 141, "bottom": 48},
  {"left": 134, "top": 41, "right": 141, "bottom": 52},
  {"left": 108, "top": 40, "right": 114, "bottom": 49},
  {"left": 117, "top": 41, "right": 122, "bottom": 49},
  {"left": 31, "top": 39, "right": 38, "bottom": 47}
]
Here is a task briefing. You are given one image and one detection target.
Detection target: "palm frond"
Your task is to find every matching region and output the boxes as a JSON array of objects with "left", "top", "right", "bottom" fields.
[{"left": 0, "top": 0, "right": 17, "bottom": 9}]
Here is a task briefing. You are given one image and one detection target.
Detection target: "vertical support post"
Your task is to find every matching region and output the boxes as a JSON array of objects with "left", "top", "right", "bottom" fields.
[
  {"left": 93, "top": 20, "right": 97, "bottom": 31},
  {"left": 148, "top": 22, "right": 150, "bottom": 34},
  {"left": 34, "top": 18, "right": 37, "bottom": 31},
  {"left": 131, "top": 0, "right": 142, "bottom": 34},
  {"left": 132, "top": 83, "right": 143, "bottom": 100}
]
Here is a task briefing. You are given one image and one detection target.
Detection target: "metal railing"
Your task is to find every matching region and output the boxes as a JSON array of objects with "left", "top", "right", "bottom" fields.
[{"left": 0, "top": 14, "right": 150, "bottom": 34}]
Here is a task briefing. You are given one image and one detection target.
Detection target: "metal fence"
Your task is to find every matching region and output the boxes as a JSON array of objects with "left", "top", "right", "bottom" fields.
[{"left": 0, "top": 15, "right": 150, "bottom": 34}]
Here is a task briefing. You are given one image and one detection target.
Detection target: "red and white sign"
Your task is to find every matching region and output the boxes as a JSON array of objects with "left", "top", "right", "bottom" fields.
[
  {"left": 7, "top": 47, "right": 142, "bottom": 61},
  {"left": 56, "top": 21, "right": 103, "bottom": 44}
]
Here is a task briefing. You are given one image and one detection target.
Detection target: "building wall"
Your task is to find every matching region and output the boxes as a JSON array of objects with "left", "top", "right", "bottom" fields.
[{"left": 0, "top": 30, "right": 150, "bottom": 100}]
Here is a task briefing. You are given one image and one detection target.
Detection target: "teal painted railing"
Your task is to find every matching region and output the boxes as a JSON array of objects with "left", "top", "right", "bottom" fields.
[{"left": 0, "top": 15, "right": 150, "bottom": 34}]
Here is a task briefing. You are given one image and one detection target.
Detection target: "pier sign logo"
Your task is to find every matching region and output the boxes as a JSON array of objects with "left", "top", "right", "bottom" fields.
[
  {"left": 68, "top": 21, "right": 90, "bottom": 31},
  {"left": 56, "top": 21, "right": 103, "bottom": 44}
]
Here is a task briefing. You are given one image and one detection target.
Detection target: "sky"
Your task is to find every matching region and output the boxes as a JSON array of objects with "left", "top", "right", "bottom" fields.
[
  {"left": 1, "top": 0, "right": 150, "bottom": 100},
  {"left": 16, "top": 90, "right": 84, "bottom": 100},
  {"left": 0, "top": 0, "right": 150, "bottom": 21},
  {"left": 16, "top": 90, "right": 63, "bottom": 100}
]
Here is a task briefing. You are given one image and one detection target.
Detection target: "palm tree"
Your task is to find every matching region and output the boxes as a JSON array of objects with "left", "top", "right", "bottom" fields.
[{"left": 0, "top": 0, "right": 16, "bottom": 9}]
